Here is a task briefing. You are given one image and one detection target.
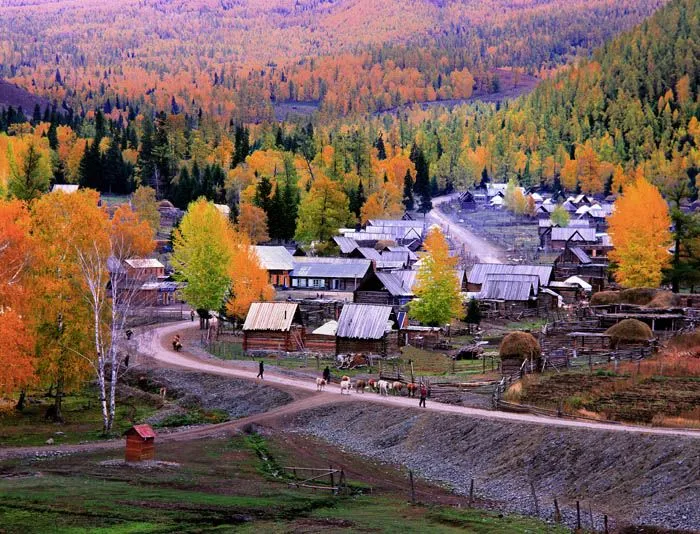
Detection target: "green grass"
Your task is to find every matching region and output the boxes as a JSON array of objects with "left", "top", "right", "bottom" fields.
[
  {"left": 0, "top": 435, "right": 566, "bottom": 533},
  {"left": 0, "top": 388, "right": 159, "bottom": 447}
]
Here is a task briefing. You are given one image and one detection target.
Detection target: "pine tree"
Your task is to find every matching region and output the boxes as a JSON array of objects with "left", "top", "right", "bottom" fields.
[
  {"left": 78, "top": 138, "right": 103, "bottom": 190},
  {"left": 403, "top": 169, "right": 415, "bottom": 210},
  {"left": 103, "top": 138, "right": 127, "bottom": 194},
  {"left": 375, "top": 134, "right": 387, "bottom": 160}
]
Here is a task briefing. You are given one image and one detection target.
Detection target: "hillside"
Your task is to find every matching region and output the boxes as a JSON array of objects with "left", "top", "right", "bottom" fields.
[{"left": 0, "top": 0, "right": 666, "bottom": 119}]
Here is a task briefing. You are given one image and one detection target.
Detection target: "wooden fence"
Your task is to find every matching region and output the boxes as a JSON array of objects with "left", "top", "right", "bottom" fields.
[{"left": 284, "top": 466, "right": 348, "bottom": 495}]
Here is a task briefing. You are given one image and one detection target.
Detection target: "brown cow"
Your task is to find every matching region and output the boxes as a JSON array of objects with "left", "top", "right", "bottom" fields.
[
  {"left": 406, "top": 382, "right": 418, "bottom": 398},
  {"left": 367, "top": 379, "right": 377, "bottom": 393},
  {"left": 392, "top": 382, "right": 403, "bottom": 395},
  {"left": 354, "top": 379, "right": 366, "bottom": 393}
]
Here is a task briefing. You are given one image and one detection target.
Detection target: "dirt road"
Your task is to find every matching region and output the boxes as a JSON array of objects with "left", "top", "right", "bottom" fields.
[
  {"left": 427, "top": 194, "right": 504, "bottom": 263},
  {"left": 140, "top": 322, "right": 700, "bottom": 439}
]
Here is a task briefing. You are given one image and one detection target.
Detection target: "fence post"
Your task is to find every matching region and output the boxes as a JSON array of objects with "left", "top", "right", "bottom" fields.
[
  {"left": 409, "top": 470, "right": 416, "bottom": 505},
  {"left": 469, "top": 478, "right": 474, "bottom": 506},
  {"left": 553, "top": 498, "right": 561, "bottom": 523},
  {"left": 329, "top": 465, "right": 335, "bottom": 491},
  {"left": 576, "top": 500, "right": 581, "bottom": 530},
  {"left": 604, "top": 514, "right": 609, "bottom": 533}
]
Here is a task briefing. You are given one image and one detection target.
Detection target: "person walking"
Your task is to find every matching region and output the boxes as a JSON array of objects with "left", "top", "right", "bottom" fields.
[
  {"left": 419, "top": 383, "right": 427, "bottom": 408},
  {"left": 190, "top": 309, "right": 195, "bottom": 322},
  {"left": 322, "top": 366, "right": 331, "bottom": 383},
  {"left": 257, "top": 360, "right": 264, "bottom": 380}
]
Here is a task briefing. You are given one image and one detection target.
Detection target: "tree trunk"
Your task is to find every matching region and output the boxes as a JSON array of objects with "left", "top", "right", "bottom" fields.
[{"left": 15, "top": 390, "right": 26, "bottom": 412}]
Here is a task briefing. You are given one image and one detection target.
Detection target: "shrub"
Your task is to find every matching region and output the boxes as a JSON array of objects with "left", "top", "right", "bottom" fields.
[
  {"left": 499, "top": 331, "right": 540, "bottom": 361},
  {"left": 605, "top": 319, "right": 653, "bottom": 344}
]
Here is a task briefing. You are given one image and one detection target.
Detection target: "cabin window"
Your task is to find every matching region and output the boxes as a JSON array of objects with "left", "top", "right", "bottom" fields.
[
  {"left": 332, "top": 279, "right": 340, "bottom": 290},
  {"left": 292, "top": 278, "right": 299, "bottom": 287}
]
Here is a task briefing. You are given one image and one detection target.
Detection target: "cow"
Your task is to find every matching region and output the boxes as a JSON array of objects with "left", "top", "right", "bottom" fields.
[
  {"left": 340, "top": 378, "right": 352, "bottom": 395},
  {"left": 406, "top": 383, "right": 418, "bottom": 398},
  {"left": 377, "top": 380, "right": 389, "bottom": 396},
  {"left": 367, "top": 379, "right": 377, "bottom": 392},
  {"left": 354, "top": 379, "right": 366, "bottom": 393},
  {"left": 392, "top": 382, "right": 404, "bottom": 395},
  {"left": 316, "top": 378, "right": 327, "bottom": 391}
]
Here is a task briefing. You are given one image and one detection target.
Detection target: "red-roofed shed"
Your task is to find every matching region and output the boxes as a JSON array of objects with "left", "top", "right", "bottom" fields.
[{"left": 124, "top": 424, "right": 156, "bottom": 462}]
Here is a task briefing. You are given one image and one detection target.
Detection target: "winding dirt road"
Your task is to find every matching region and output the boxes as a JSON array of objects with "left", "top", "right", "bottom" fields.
[
  {"left": 427, "top": 194, "right": 504, "bottom": 263},
  {"left": 140, "top": 322, "right": 700, "bottom": 439}
]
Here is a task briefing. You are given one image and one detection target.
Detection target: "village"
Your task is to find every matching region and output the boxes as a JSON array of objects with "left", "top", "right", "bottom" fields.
[{"left": 90, "top": 180, "right": 700, "bottom": 426}]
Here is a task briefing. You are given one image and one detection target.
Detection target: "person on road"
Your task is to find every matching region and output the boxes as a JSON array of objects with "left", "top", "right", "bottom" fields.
[
  {"left": 419, "top": 383, "right": 427, "bottom": 408},
  {"left": 190, "top": 309, "right": 195, "bottom": 322},
  {"left": 257, "top": 360, "right": 264, "bottom": 380},
  {"left": 323, "top": 366, "right": 331, "bottom": 383}
]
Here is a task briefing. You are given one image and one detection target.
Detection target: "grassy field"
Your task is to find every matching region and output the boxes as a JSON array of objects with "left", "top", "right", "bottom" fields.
[
  {"left": 0, "top": 432, "right": 566, "bottom": 533},
  {"left": 0, "top": 387, "right": 159, "bottom": 447}
]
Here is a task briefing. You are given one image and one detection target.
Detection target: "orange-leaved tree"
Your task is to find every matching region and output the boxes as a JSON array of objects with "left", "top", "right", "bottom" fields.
[
  {"left": 225, "top": 231, "right": 275, "bottom": 321},
  {"left": 607, "top": 176, "right": 672, "bottom": 287},
  {"left": 237, "top": 202, "right": 270, "bottom": 244},
  {"left": 408, "top": 226, "right": 462, "bottom": 326},
  {"left": 0, "top": 199, "right": 36, "bottom": 398}
]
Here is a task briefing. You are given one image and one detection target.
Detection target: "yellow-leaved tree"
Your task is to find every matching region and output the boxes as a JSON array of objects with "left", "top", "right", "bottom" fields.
[
  {"left": 409, "top": 227, "right": 462, "bottom": 326},
  {"left": 607, "top": 176, "right": 671, "bottom": 287}
]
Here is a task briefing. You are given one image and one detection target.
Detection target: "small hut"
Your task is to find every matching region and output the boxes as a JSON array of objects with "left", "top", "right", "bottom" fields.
[
  {"left": 336, "top": 303, "right": 397, "bottom": 356},
  {"left": 605, "top": 319, "right": 654, "bottom": 348},
  {"left": 242, "top": 302, "right": 304, "bottom": 352},
  {"left": 499, "top": 331, "right": 541, "bottom": 375},
  {"left": 124, "top": 424, "right": 156, "bottom": 462}
]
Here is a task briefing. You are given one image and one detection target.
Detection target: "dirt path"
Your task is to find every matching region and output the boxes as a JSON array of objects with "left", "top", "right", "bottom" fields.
[
  {"left": 427, "top": 194, "right": 504, "bottom": 263},
  {"left": 139, "top": 322, "right": 700, "bottom": 439}
]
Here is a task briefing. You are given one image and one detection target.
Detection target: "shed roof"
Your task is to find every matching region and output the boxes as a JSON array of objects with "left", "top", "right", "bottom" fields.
[
  {"left": 124, "top": 424, "right": 156, "bottom": 439},
  {"left": 292, "top": 259, "right": 371, "bottom": 279},
  {"left": 125, "top": 258, "right": 164, "bottom": 269},
  {"left": 468, "top": 263, "right": 553, "bottom": 286},
  {"left": 243, "top": 302, "right": 300, "bottom": 331},
  {"left": 333, "top": 236, "right": 359, "bottom": 254},
  {"left": 336, "top": 304, "right": 394, "bottom": 340},
  {"left": 479, "top": 274, "right": 539, "bottom": 301},
  {"left": 254, "top": 246, "right": 295, "bottom": 271}
]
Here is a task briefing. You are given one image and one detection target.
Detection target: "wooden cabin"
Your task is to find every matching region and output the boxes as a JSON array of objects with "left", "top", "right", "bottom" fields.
[
  {"left": 291, "top": 258, "right": 372, "bottom": 292},
  {"left": 336, "top": 303, "right": 397, "bottom": 356},
  {"left": 467, "top": 263, "right": 553, "bottom": 293},
  {"left": 254, "top": 246, "right": 295, "bottom": 288},
  {"left": 459, "top": 190, "right": 476, "bottom": 210},
  {"left": 242, "top": 302, "right": 304, "bottom": 352},
  {"left": 124, "top": 424, "right": 156, "bottom": 462},
  {"left": 354, "top": 271, "right": 415, "bottom": 311}
]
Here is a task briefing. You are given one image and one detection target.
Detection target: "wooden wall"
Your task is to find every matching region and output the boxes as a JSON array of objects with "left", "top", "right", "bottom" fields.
[{"left": 243, "top": 331, "right": 291, "bottom": 352}]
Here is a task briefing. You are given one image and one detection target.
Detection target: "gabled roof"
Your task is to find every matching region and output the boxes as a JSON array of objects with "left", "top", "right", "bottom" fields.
[
  {"left": 254, "top": 246, "right": 295, "bottom": 271},
  {"left": 385, "top": 246, "right": 418, "bottom": 261},
  {"left": 333, "top": 236, "right": 359, "bottom": 254},
  {"left": 479, "top": 274, "right": 539, "bottom": 301},
  {"left": 354, "top": 247, "right": 382, "bottom": 261},
  {"left": 124, "top": 424, "right": 156, "bottom": 439},
  {"left": 374, "top": 272, "right": 415, "bottom": 297},
  {"left": 468, "top": 263, "right": 553, "bottom": 286},
  {"left": 292, "top": 258, "right": 371, "bottom": 279},
  {"left": 550, "top": 227, "right": 597, "bottom": 243},
  {"left": 367, "top": 219, "right": 424, "bottom": 229},
  {"left": 243, "top": 302, "right": 300, "bottom": 331},
  {"left": 125, "top": 258, "right": 164, "bottom": 269},
  {"left": 336, "top": 304, "right": 394, "bottom": 339}
]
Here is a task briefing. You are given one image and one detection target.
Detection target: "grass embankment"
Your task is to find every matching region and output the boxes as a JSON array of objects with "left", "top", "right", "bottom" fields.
[
  {"left": 0, "top": 433, "right": 566, "bottom": 533},
  {"left": 0, "top": 388, "right": 159, "bottom": 447}
]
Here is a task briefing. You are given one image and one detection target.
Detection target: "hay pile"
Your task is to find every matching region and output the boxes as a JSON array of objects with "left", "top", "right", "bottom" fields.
[
  {"left": 590, "top": 291, "right": 620, "bottom": 306},
  {"left": 499, "top": 331, "right": 541, "bottom": 361},
  {"left": 647, "top": 291, "right": 681, "bottom": 309},
  {"left": 619, "top": 288, "right": 658, "bottom": 306},
  {"left": 605, "top": 319, "right": 653, "bottom": 345}
]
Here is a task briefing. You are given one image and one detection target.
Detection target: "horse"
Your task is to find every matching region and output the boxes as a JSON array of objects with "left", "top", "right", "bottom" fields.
[
  {"left": 377, "top": 380, "right": 389, "bottom": 396},
  {"left": 354, "top": 379, "right": 366, "bottom": 393},
  {"left": 392, "top": 382, "right": 403, "bottom": 395},
  {"left": 340, "top": 378, "right": 352, "bottom": 395},
  {"left": 406, "top": 383, "right": 418, "bottom": 398},
  {"left": 316, "top": 378, "right": 327, "bottom": 391}
]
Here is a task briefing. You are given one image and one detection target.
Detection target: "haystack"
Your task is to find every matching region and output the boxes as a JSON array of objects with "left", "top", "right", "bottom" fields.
[
  {"left": 500, "top": 332, "right": 541, "bottom": 361},
  {"left": 605, "top": 319, "right": 653, "bottom": 345},
  {"left": 646, "top": 291, "right": 680, "bottom": 309},
  {"left": 619, "top": 288, "right": 657, "bottom": 306},
  {"left": 590, "top": 291, "right": 620, "bottom": 306}
]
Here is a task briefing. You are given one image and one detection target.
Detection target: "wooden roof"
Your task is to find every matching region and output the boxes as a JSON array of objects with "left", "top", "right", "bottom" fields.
[
  {"left": 468, "top": 263, "right": 552, "bottom": 286},
  {"left": 336, "top": 304, "right": 394, "bottom": 340},
  {"left": 479, "top": 274, "right": 539, "bottom": 301},
  {"left": 124, "top": 424, "right": 156, "bottom": 439},
  {"left": 243, "top": 302, "right": 300, "bottom": 331}
]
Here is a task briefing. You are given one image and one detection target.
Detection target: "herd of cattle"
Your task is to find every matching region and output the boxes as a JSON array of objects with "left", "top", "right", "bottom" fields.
[{"left": 316, "top": 376, "right": 420, "bottom": 397}]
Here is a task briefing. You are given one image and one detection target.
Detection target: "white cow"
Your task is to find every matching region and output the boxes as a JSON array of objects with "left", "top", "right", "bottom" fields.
[
  {"left": 377, "top": 380, "right": 389, "bottom": 397},
  {"left": 316, "top": 378, "right": 327, "bottom": 391},
  {"left": 340, "top": 378, "right": 352, "bottom": 395}
]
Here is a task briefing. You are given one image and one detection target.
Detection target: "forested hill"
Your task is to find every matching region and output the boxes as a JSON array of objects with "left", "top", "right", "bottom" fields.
[{"left": 476, "top": 0, "right": 699, "bottom": 198}]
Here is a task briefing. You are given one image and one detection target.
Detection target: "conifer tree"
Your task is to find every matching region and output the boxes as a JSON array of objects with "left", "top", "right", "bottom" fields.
[{"left": 403, "top": 169, "right": 415, "bottom": 210}]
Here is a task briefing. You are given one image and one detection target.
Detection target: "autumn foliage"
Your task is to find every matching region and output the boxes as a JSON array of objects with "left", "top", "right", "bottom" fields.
[{"left": 607, "top": 176, "right": 672, "bottom": 288}]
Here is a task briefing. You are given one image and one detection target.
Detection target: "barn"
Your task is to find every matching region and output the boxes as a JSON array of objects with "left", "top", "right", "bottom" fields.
[
  {"left": 242, "top": 302, "right": 305, "bottom": 353},
  {"left": 336, "top": 303, "right": 398, "bottom": 356}
]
